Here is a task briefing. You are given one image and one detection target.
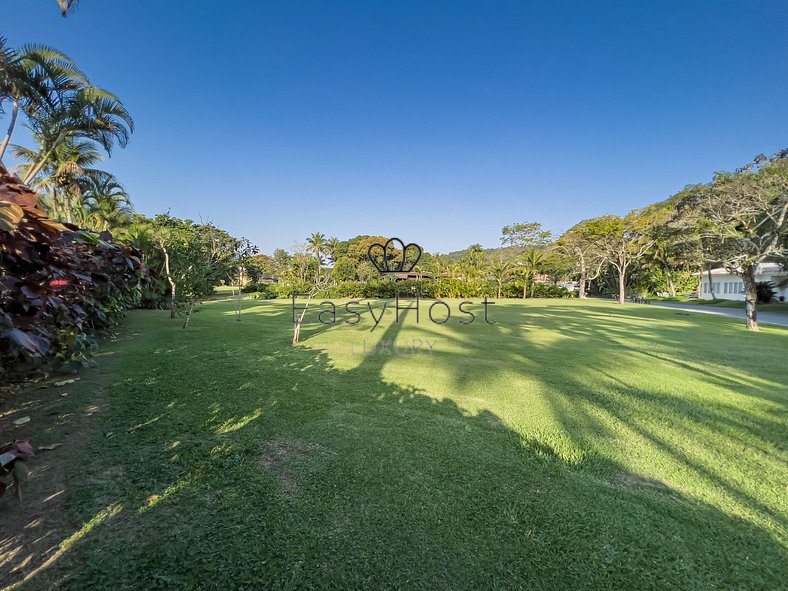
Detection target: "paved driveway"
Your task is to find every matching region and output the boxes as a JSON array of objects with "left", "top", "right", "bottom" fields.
[{"left": 651, "top": 301, "right": 788, "bottom": 327}]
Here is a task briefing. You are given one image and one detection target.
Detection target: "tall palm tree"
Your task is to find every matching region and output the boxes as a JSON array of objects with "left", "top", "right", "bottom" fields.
[
  {"left": 22, "top": 85, "right": 134, "bottom": 184},
  {"left": 0, "top": 37, "right": 87, "bottom": 162},
  {"left": 306, "top": 232, "right": 326, "bottom": 282}
]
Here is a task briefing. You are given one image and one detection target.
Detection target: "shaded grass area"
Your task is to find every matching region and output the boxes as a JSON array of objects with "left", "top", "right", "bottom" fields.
[{"left": 6, "top": 298, "right": 788, "bottom": 589}]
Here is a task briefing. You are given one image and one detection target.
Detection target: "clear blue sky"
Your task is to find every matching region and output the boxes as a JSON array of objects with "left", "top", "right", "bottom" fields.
[{"left": 6, "top": 1, "right": 787, "bottom": 254}]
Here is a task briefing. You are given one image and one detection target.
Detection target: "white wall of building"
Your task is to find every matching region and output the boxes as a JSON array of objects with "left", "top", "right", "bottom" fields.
[{"left": 699, "top": 264, "right": 787, "bottom": 302}]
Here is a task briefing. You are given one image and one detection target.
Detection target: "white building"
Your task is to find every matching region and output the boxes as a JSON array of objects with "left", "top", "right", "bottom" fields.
[{"left": 698, "top": 263, "right": 787, "bottom": 302}]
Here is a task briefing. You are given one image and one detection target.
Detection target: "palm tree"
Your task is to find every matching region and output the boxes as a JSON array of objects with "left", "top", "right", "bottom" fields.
[
  {"left": 56, "top": 0, "right": 79, "bottom": 16},
  {"left": 79, "top": 172, "right": 132, "bottom": 231},
  {"left": 325, "top": 236, "right": 341, "bottom": 263},
  {"left": 306, "top": 232, "right": 326, "bottom": 282},
  {"left": 0, "top": 37, "right": 87, "bottom": 162},
  {"left": 489, "top": 261, "right": 511, "bottom": 298},
  {"left": 517, "top": 249, "right": 544, "bottom": 298},
  {"left": 22, "top": 85, "right": 134, "bottom": 184},
  {"left": 14, "top": 137, "right": 102, "bottom": 223},
  {"left": 466, "top": 243, "right": 485, "bottom": 269}
]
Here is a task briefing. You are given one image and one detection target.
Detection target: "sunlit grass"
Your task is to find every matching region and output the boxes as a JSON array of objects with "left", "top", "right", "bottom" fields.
[{"left": 21, "top": 297, "right": 788, "bottom": 590}]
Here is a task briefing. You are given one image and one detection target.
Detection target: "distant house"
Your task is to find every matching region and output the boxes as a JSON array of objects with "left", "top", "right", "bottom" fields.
[
  {"left": 697, "top": 264, "right": 787, "bottom": 302},
  {"left": 388, "top": 271, "right": 432, "bottom": 281}
]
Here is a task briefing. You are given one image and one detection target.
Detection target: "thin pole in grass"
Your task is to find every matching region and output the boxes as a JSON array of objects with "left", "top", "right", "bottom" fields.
[{"left": 293, "top": 275, "right": 334, "bottom": 345}]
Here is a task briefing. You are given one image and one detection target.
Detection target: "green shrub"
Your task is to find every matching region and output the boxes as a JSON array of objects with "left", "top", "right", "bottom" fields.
[
  {"left": 247, "top": 283, "right": 277, "bottom": 300},
  {"left": 756, "top": 281, "right": 777, "bottom": 304}
]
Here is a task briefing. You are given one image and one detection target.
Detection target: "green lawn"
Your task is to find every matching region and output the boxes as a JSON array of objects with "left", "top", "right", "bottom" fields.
[
  {"left": 6, "top": 298, "right": 788, "bottom": 589},
  {"left": 651, "top": 295, "right": 788, "bottom": 313}
]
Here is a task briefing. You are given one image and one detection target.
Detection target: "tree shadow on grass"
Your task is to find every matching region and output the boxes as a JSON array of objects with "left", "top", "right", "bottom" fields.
[{"left": 3, "top": 301, "right": 787, "bottom": 590}]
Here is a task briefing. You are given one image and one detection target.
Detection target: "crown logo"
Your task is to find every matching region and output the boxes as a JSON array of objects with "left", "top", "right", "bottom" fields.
[{"left": 367, "top": 238, "right": 422, "bottom": 274}]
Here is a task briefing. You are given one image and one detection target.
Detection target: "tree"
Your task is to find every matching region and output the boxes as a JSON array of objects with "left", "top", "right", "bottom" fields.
[
  {"left": 464, "top": 243, "right": 485, "bottom": 269},
  {"left": 682, "top": 151, "right": 788, "bottom": 330},
  {"left": 587, "top": 213, "right": 655, "bottom": 304},
  {"left": 554, "top": 219, "right": 607, "bottom": 298},
  {"left": 78, "top": 172, "right": 132, "bottom": 231},
  {"left": 325, "top": 236, "right": 342, "bottom": 263},
  {"left": 57, "top": 0, "right": 79, "bottom": 16},
  {"left": 0, "top": 38, "right": 87, "bottom": 163},
  {"left": 144, "top": 215, "right": 239, "bottom": 326},
  {"left": 306, "top": 232, "right": 326, "bottom": 282},
  {"left": 22, "top": 85, "right": 134, "bottom": 185},
  {"left": 14, "top": 137, "right": 103, "bottom": 224},
  {"left": 488, "top": 260, "right": 511, "bottom": 298},
  {"left": 501, "top": 221, "right": 552, "bottom": 251},
  {"left": 516, "top": 249, "right": 544, "bottom": 298}
]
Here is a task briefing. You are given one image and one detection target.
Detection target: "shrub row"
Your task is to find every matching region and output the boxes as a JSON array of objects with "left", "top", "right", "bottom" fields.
[{"left": 242, "top": 279, "right": 574, "bottom": 300}]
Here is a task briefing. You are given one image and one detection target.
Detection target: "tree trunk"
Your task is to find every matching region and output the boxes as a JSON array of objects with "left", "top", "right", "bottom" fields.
[
  {"left": 51, "top": 186, "right": 60, "bottom": 220},
  {"left": 497, "top": 280, "right": 502, "bottom": 299},
  {"left": 578, "top": 252, "right": 587, "bottom": 298},
  {"left": 618, "top": 269, "right": 626, "bottom": 304},
  {"left": 707, "top": 268, "right": 716, "bottom": 300},
  {"left": 0, "top": 97, "right": 19, "bottom": 162},
  {"left": 160, "top": 241, "right": 177, "bottom": 318},
  {"left": 741, "top": 267, "right": 759, "bottom": 331},
  {"left": 522, "top": 278, "right": 527, "bottom": 299},
  {"left": 182, "top": 300, "right": 195, "bottom": 329},
  {"left": 664, "top": 261, "right": 676, "bottom": 297},
  {"left": 62, "top": 191, "right": 73, "bottom": 224},
  {"left": 236, "top": 270, "right": 243, "bottom": 321},
  {"left": 23, "top": 132, "right": 66, "bottom": 184}
]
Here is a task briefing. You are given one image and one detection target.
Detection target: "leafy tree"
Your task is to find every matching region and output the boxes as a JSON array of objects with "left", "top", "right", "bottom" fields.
[
  {"left": 271, "top": 248, "right": 291, "bottom": 276},
  {"left": 586, "top": 213, "right": 655, "bottom": 304},
  {"left": 501, "top": 221, "right": 552, "bottom": 251},
  {"left": 554, "top": 219, "right": 607, "bottom": 298},
  {"left": 680, "top": 151, "right": 788, "bottom": 330},
  {"left": 144, "top": 215, "right": 240, "bottom": 326},
  {"left": 331, "top": 257, "right": 357, "bottom": 281}
]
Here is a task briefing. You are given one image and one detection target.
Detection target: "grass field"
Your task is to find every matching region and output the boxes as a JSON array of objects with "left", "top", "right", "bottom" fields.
[
  {"left": 3, "top": 297, "right": 787, "bottom": 590},
  {"left": 651, "top": 295, "right": 788, "bottom": 313}
]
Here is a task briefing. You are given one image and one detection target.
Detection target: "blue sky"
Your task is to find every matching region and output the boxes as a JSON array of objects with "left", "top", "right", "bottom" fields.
[{"left": 5, "top": 1, "right": 787, "bottom": 254}]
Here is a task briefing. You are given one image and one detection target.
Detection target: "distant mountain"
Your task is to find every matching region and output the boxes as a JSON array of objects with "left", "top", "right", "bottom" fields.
[{"left": 442, "top": 245, "right": 522, "bottom": 262}]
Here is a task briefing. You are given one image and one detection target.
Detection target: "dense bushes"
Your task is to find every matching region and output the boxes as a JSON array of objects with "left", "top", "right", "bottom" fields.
[
  {"left": 1, "top": 195, "right": 144, "bottom": 379},
  {"left": 756, "top": 281, "right": 777, "bottom": 304},
  {"left": 246, "top": 279, "right": 573, "bottom": 300},
  {"left": 247, "top": 283, "right": 278, "bottom": 300}
]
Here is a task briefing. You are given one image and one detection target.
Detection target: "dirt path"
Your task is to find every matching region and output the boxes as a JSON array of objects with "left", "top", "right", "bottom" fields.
[{"left": 0, "top": 352, "right": 116, "bottom": 590}]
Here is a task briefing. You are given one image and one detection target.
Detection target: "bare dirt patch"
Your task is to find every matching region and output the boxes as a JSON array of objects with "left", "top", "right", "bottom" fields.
[
  {"left": 258, "top": 440, "right": 332, "bottom": 489},
  {"left": 616, "top": 471, "right": 673, "bottom": 492},
  {"left": 0, "top": 361, "right": 113, "bottom": 589}
]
